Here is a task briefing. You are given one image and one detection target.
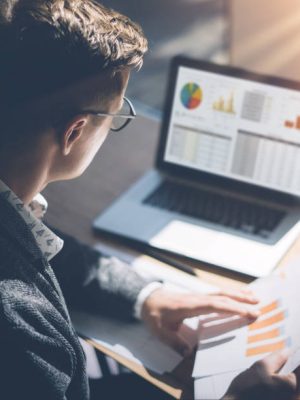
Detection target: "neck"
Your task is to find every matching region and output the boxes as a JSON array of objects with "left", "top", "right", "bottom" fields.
[
  {"left": 0, "top": 152, "right": 50, "bottom": 206},
  {"left": 1, "top": 170, "right": 48, "bottom": 206}
]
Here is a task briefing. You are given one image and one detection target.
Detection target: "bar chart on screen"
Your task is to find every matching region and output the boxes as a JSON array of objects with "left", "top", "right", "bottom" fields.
[
  {"left": 281, "top": 96, "right": 300, "bottom": 135},
  {"left": 212, "top": 92, "right": 235, "bottom": 114},
  {"left": 284, "top": 116, "right": 300, "bottom": 130}
]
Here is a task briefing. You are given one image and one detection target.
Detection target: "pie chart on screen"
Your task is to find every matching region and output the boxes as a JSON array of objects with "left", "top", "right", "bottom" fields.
[{"left": 180, "top": 83, "right": 202, "bottom": 110}]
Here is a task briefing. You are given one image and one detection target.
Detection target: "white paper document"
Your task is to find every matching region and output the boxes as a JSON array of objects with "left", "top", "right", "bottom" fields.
[
  {"left": 193, "top": 272, "right": 291, "bottom": 377},
  {"left": 194, "top": 370, "right": 241, "bottom": 400},
  {"left": 194, "top": 345, "right": 300, "bottom": 400},
  {"left": 71, "top": 310, "right": 183, "bottom": 374},
  {"left": 193, "top": 258, "right": 300, "bottom": 399},
  {"left": 194, "top": 347, "right": 300, "bottom": 400},
  {"left": 280, "top": 346, "right": 300, "bottom": 374}
]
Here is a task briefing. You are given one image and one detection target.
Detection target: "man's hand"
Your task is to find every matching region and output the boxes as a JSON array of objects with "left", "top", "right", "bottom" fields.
[
  {"left": 224, "top": 350, "right": 299, "bottom": 400},
  {"left": 141, "top": 287, "right": 259, "bottom": 356}
]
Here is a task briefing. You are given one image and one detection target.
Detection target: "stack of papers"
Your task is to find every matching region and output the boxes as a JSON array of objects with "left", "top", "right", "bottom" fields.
[{"left": 194, "top": 259, "right": 300, "bottom": 399}]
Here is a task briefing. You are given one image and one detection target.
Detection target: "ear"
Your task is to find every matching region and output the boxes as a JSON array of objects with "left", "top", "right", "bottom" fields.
[{"left": 61, "top": 116, "right": 88, "bottom": 156}]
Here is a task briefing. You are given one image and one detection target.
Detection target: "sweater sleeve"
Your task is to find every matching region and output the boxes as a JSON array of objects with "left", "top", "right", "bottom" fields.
[{"left": 47, "top": 225, "right": 155, "bottom": 320}]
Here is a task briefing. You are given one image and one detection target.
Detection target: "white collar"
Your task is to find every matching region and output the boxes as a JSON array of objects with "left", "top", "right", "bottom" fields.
[{"left": 0, "top": 179, "right": 63, "bottom": 261}]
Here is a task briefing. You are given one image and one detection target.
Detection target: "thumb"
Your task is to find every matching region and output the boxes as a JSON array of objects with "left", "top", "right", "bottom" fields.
[
  {"left": 262, "top": 349, "right": 290, "bottom": 373},
  {"left": 161, "top": 330, "right": 192, "bottom": 357}
]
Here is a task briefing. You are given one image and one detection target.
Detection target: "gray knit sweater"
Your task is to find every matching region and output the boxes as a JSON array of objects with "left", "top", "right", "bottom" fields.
[{"left": 0, "top": 194, "right": 150, "bottom": 399}]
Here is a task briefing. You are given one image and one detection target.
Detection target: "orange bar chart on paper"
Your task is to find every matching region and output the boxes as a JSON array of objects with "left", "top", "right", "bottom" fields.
[
  {"left": 247, "top": 327, "right": 283, "bottom": 344},
  {"left": 246, "top": 300, "right": 290, "bottom": 358},
  {"left": 193, "top": 260, "right": 300, "bottom": 379},
  {"left": 248, "top": 310, "right": 287, "bottom": 331},
  {"left": 246, "top": 338, "right": 290, "bottom": 357},
  {"left": 259, "top": 300, "right": 281, "bottom": 315}
]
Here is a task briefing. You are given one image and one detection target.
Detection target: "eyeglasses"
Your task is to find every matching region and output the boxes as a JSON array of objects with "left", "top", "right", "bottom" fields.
[{"left": 83, "top": 96, "right": 136, "bottom": 132}]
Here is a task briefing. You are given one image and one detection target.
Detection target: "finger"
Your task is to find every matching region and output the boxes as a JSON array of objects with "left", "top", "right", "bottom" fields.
[
  {"left": 160, "top": 330, "right": 192, "bottom": 357},
  {"left": 259, "top": 349, "right": 291, "bottom": 374},
  {"left": 240, "top": 287, "right": 255, "bottom": 295},
  {"left": 176, "top": 298, "right": 260, "bottom": 320},
  {"left": 215, "top": 289, "right": 259, "bottom": 304}
]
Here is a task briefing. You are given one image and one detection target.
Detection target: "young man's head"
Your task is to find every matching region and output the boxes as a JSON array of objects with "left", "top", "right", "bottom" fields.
[{"left": 0, "top": 0, "right": 147, "bottom": 197}]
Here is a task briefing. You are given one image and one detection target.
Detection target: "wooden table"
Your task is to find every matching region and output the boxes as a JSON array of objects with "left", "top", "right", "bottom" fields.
[{"left": 44, "top": 115, "right": 300, "bottom": 399}]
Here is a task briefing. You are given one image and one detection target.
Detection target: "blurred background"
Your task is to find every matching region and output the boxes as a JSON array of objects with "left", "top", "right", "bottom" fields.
[
  {"left": 99, "top": 0, "right": 300, "bottom": 118},
  {"left": 231, "top": 1, "right": 300, "bottom": 79}
]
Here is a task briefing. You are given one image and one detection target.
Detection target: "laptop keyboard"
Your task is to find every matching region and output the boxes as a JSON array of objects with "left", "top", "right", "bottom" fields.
[{"left": 143, "top": 181, "right": 286, "bottom": 238}]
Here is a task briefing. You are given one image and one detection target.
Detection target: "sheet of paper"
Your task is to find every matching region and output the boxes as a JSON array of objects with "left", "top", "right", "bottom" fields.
[
  {"left": 71, "top": 310, "right": 183, "bottom": 375},
  {"left": 194, "top": 347, "right": 300, "bottom": 400},
  {"left": 194, "top": 346, "right": 300, "bottom": 400},
  {"left": 193, "top": 259, "right": 300, "bottom": 378},
  {"left": 280, "top": 346, "right": 300, "bottom": 375},
  {"left": 194, "top": 370, "right": 241, "bottom": 400}
]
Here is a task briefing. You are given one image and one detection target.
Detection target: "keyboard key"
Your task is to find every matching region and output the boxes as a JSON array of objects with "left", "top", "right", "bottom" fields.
[{"left": 143, "top": 181, "right": 285, "bottom": 238}]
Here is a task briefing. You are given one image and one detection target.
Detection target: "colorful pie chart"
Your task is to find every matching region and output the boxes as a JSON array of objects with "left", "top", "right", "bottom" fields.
[{"left": 180, "top": 83, "right": 202, "bottom": 110}]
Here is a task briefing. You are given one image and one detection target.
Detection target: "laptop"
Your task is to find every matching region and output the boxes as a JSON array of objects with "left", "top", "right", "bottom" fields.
[{"left": 93, "top": 56, "right": 300, "bottom": 278}]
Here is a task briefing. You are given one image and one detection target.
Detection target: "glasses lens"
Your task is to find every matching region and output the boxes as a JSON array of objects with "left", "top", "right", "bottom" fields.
[{"left": 111, "top": 99, "right": 132, "bottom": 131}]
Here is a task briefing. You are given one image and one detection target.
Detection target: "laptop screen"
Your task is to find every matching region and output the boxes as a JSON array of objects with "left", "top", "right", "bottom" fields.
[{"left": 164, "top": 64, "right": 300, "bottom": 196}]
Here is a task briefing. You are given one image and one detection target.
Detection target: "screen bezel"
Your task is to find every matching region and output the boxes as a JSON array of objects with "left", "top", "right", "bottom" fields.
[{"left": 156, "top": 55, "right": 300, "bottom": 202}]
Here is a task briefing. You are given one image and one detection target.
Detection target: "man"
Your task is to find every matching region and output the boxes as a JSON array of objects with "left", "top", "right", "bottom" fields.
[{"left": 0, "top": 1, "right": 298, "bottom": 399}]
